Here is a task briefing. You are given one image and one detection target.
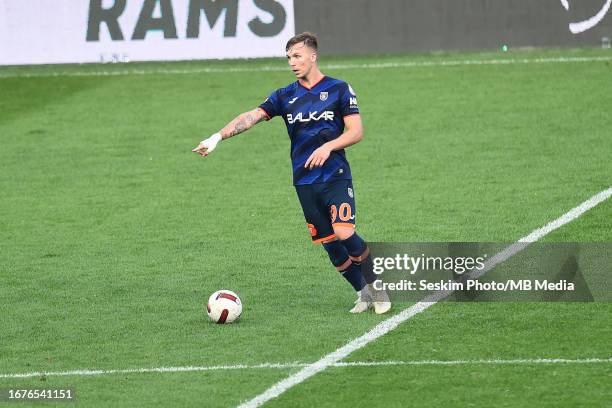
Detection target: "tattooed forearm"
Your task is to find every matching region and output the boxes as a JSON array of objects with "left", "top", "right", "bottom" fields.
[
  {"left": 220, "top": 109, "right": 266, "bottom": 139},
  {"left": 232, "top": 118, "right": 248, "bottom": 136}
]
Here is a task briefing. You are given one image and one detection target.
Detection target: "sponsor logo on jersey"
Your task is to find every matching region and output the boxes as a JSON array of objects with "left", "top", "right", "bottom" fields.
[
  {"left": 348, "top": 187, "right": 353, "bottom": 198},
  {"left": 348, "top": 84, "right": 356, "bottom": 96},
  {"left": 320, "top": 92, "right": 328, "bottom": 101},
  {"left": 349, "top": 97, "right": 358, "bottom": 109},
  {"left": 288, "top": 96, "right": 298, "bottom": 104},
  {"left": 287, "top": 111, "right": 334, "bottom": 124}
]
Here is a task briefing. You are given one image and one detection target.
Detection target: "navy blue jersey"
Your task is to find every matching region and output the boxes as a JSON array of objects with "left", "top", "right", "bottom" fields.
[{"left": 258, "top": 76, "right": 360, "bottom": 185}]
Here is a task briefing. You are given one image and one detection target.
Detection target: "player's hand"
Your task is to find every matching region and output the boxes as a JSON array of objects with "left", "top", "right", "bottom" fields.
[
  {"left": 192, "top": 133, "right": 222, "bottom": 156},
  {"left": 305, "top": 144, "right": 332, "bottom": 170}
]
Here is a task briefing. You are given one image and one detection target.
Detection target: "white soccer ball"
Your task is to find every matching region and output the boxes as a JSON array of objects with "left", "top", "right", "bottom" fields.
[{"left": 206, "top": 289, "right": 242, "bottom": 324}]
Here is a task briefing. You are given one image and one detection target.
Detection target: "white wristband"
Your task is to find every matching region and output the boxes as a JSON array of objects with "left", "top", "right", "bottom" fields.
[{"left": 202, "top": 132, "right": 222, "bottom": 145}]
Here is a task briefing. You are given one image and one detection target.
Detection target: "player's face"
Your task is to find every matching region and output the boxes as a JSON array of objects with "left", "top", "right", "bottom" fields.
[{"left": 286, "top": 43, "right": 316, "bottom": 79}]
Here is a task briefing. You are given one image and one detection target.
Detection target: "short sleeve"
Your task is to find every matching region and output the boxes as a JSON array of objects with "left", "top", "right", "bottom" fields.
[
  {"left": 340, "top": 83, "right": 360, "bottom": 117},
  {"left": 258, "top": 90, "right": 281, "bottom": 120}
]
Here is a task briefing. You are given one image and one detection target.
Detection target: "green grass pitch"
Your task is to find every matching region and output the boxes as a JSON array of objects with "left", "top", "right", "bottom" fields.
[{"left": 1, "top": 48, "right": 611, "bottom": 407}]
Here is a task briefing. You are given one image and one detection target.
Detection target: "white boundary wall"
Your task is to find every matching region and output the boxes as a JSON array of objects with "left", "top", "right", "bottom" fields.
[{"left": 0, "top": 0, "right": 295, "bottom": 65}]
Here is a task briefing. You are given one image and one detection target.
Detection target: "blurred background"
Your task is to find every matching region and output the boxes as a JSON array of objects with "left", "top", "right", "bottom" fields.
[{"left": 0, "top": 0, "right": 610, "bottom": 66}]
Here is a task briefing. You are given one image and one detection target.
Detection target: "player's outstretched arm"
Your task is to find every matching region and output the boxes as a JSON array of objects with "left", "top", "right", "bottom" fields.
[
  {"left": 192, "top": 108, "right": 267, "bottom": 156},
  {"left": 304, "top": 114, "right": 364, "bottom": 169}
]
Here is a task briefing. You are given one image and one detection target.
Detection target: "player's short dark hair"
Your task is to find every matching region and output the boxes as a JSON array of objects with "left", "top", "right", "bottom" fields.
[{"left": 286, "top": 32, "right": 318, "bottom": 52}]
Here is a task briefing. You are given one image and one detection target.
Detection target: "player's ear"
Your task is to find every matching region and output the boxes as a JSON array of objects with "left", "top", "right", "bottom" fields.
[{"left": 311, "top": 52, "right": 317, "bottom": 63}]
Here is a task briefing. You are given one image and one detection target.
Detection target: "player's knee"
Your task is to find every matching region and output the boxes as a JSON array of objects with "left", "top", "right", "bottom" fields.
[{"left": 332, "top": 225, "right": 355, "bottom": 241}]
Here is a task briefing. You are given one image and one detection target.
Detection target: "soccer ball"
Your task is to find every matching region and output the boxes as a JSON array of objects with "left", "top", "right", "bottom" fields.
[{"left": 206, "top": 289, "right": 242, "bottom": 324}]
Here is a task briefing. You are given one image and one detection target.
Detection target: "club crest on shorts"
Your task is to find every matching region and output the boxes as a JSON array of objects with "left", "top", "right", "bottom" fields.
[
  {"left": 348, "top": 187, "right": 354, "bottom": 198},
  {"left": 319, "top": 92, "right": 328, "bottom": 101}
]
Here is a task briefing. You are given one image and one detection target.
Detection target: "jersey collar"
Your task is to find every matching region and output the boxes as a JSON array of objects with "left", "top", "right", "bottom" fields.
[{"left": 298, "top": 75, "right": 327, "bottom": 90}]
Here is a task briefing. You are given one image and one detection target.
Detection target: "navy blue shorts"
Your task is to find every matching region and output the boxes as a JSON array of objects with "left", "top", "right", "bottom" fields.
[{"left": 295, "top": 179, "right": 356, "bottom": 244}]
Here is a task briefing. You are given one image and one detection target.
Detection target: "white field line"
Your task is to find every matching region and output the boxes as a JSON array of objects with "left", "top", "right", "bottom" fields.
[
  {"left": 0, "top": 363, "right": 301, "bottom": 379},
  {"left": 335, "top": 357, "right": 612, "bottom": 367},
  {"left": 238, "top": 187, "right": 612, "bottom": 408},
  {"left": 2, "top": 357, "right": 611, "bottom": 379},
  {"left": 1, "top": 56, "right": 611, "bottom": 79}
]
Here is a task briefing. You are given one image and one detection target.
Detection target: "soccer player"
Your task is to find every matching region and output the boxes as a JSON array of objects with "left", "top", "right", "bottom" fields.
[{"left": 192, "top": 32, "right": 391, "bottom": 314}]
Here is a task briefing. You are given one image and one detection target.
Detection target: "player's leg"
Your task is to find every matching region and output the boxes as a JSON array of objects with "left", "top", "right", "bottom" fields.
[
  {"left": 327, "top": 180, "right": 391, "bottom": 314},
  {"left": 333, "top": 225, "right": 377, "bottom": 284},
  {"left": 326, "top": 180, "right": 376, "bottom": 283},
  {"left": 320, "top": 237, "right": 371, "bottom": 313},
  {"left": 294, "top": 184, "right": 368, "bottom": 312}
]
